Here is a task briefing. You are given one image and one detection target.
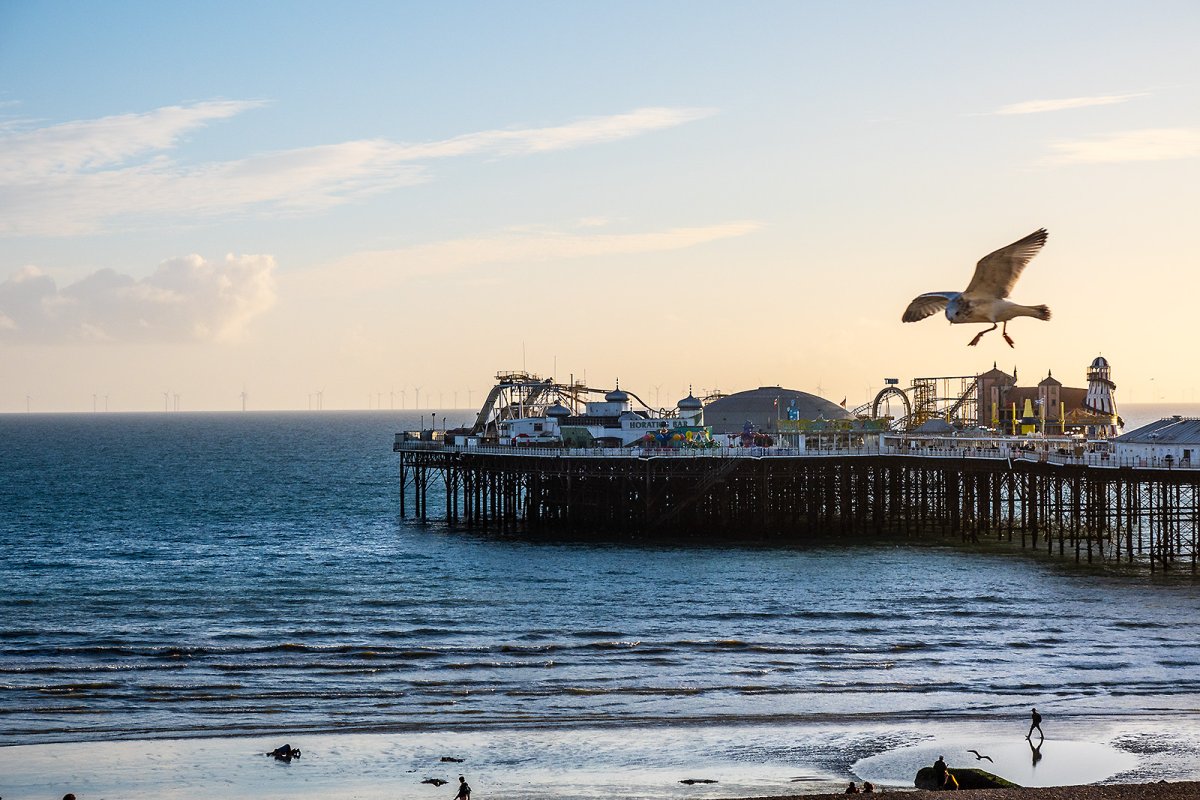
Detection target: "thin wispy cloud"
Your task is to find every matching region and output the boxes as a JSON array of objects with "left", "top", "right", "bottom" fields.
[
  {"left": 1047, "top": 128, "right": 1200, "bottom": 164},
  {"left": 0, "top": 254, "right": 277, "bottom": 343},
  {"left": 0, "top": 103, "right": 716, "bottom": 237},
  {"left": 992, "top": 93, "right": 1145, "bottom": 115},
  {"left": 0, "top": 100, "right": 264, "bottom": 181}
]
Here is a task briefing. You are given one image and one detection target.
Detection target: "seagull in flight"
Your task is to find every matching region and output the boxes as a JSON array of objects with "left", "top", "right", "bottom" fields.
[
  {"left": 967, "top": 749, "right": 994, "bottom": 762},
  {"left": 902, "top": 228, "right": 1051, "bottom": 348}
]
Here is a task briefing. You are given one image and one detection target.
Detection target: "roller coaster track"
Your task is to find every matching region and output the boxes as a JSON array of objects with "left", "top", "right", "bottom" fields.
[
  {"left": 470, "top": 375, "right": 670, "bottom": 437},
  {"left": 857, "top": 374, "right": 980, "bottom": 432},
  {"left": 943, "top": 375, "right": 980, "bottom": 422}
]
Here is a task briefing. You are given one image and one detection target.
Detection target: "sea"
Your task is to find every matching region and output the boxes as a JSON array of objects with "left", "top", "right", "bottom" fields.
[{"left": 3, "top": 403, "right": 1200, "bottom": 798}]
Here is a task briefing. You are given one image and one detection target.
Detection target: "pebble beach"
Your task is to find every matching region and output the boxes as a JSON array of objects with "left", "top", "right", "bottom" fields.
[{"left": 753, "top": 785, "right": 1200, "bottom": 800}]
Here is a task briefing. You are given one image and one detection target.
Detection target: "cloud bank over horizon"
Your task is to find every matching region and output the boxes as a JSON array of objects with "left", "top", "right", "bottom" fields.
[
  {"left": 1047, "top": 128, "right": 1200, "bottom": 163},
  {"left": 0, "top": 254, "right": 277, "bottom": 343},
  {"left": 0, "top": 102, "right": 716, "bottom": 237}
]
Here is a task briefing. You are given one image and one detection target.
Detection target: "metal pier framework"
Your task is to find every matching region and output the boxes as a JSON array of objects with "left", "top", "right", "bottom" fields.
[{"left": 397, "top": 448, "right": 1200, "bottom": 571}]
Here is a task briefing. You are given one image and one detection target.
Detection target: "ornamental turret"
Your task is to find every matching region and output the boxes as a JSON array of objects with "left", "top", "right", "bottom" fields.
[
  {"left": 1038, "top": 370, "right": 1062, "bottom": 433},
  {"left": 677, "top": 386, "right": 704, "bottom": 425},
  {"left": 604, "top": 380, "right": 631, "bottom": 412}
]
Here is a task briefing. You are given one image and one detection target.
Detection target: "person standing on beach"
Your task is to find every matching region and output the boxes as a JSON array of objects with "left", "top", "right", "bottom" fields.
[
  {"left": 454, "top": 775, "right": 471, "bottom": 800},
  {"left": 1027, "top": 707, "right": 1043, "bottom": 740}
]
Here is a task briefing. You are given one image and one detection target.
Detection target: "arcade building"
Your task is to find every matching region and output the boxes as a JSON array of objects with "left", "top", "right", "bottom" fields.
[{"left": 976, "top": 356, "right": 1121, "bottom": 438}]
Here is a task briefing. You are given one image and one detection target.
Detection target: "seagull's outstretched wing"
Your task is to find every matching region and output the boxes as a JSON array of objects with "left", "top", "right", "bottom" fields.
[
  {"left": 902, "top": 291, "right": 957, "bottom": 322},
  {"left": 964, "top": 228, "right": 1048, "bottom": 300}
]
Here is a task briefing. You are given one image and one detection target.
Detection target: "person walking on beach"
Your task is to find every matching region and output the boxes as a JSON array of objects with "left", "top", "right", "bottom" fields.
[
  {"left": 454, "top": 775, "right": 471, "bottom": 800},
  {"left": 1026, "top": 707, "right": 1043, "bottom": 740}
]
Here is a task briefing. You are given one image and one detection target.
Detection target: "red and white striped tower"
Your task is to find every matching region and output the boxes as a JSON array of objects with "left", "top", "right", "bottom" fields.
[{"left": 1084, "top": 355, "right": 1119, "bottom": 437}]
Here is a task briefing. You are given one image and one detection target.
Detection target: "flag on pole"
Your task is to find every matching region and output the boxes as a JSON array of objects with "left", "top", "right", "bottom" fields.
[{"left": 840, "top": 397, "right": 847, "bottom": 408}]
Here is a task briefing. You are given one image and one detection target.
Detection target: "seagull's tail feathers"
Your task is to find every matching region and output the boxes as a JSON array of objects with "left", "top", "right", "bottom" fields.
[{"left": 1016, "top": 303, "right": 1052, "bottom": 321}]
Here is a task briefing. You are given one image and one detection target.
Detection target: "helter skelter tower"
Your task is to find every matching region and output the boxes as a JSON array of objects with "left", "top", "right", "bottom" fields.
[{"left": 1084, "top": 355, "right": 1119, "bottom": 437}]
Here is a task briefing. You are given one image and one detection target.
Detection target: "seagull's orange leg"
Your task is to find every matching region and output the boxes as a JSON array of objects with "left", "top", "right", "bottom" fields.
[
  {"left": 1002, "top": 321, "right": 1015, "bottom": 348},
  {"left": 968, "top": 323, "right": 997, "bottom": 346}
]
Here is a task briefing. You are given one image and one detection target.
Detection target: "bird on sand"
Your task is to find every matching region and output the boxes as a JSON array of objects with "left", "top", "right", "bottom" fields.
[
  {"left": 902, "top": 228, "right": 1051, "bottom": 348},
  {"left": 967, "top": 749, "right": 994, "bottom": 762}
]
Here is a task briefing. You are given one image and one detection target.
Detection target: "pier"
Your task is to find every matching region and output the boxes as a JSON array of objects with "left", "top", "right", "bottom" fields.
[{"left": 395, "top": 441, "right": 1200, "bottom": 571}]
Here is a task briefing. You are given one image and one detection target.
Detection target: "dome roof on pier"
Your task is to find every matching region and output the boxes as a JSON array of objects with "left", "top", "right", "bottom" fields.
[
  {"left": 704, "top": 386, "right": 851, "bottom": 434},
  {"left": 604, "top": 382, "right": 629, "bottom": 403},
  {"left": 677, "top": 390, "right": 703, "bottom": 410}
]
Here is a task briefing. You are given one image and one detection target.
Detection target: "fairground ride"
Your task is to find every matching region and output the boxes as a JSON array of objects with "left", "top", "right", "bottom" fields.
[
  {"left": 469, "top": 371, "right": 665, "bottom": 440},
  {"left": 850, "top": 374, "right": 980, "bottom": 432}
]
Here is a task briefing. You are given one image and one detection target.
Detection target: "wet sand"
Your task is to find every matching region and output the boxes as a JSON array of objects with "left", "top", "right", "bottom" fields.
[{"left": 4, "top": 716, "right": 1199, "bottom": 799}]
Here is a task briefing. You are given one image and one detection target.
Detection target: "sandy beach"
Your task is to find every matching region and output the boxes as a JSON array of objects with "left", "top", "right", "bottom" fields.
[{"left": 4, "top": 714, "right": 1200, "bottom": 800}]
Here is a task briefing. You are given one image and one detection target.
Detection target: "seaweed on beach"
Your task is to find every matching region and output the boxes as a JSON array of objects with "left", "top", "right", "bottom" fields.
[
  {"left": 1107, "top": 732, "right": 1200, "bottom": 783},
  {"left": 726, "top": 729, "right": 924, "bottom": 775}
]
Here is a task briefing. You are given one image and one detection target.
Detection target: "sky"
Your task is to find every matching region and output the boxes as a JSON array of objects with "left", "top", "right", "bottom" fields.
[{"left": 2, "top": 1, "right": 1198, "bottom": 412}]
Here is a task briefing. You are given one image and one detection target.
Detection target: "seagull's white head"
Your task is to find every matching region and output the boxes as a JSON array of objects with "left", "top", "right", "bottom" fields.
[{"left": 946, "top": 296, "right": 971, "bottom": 323}]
